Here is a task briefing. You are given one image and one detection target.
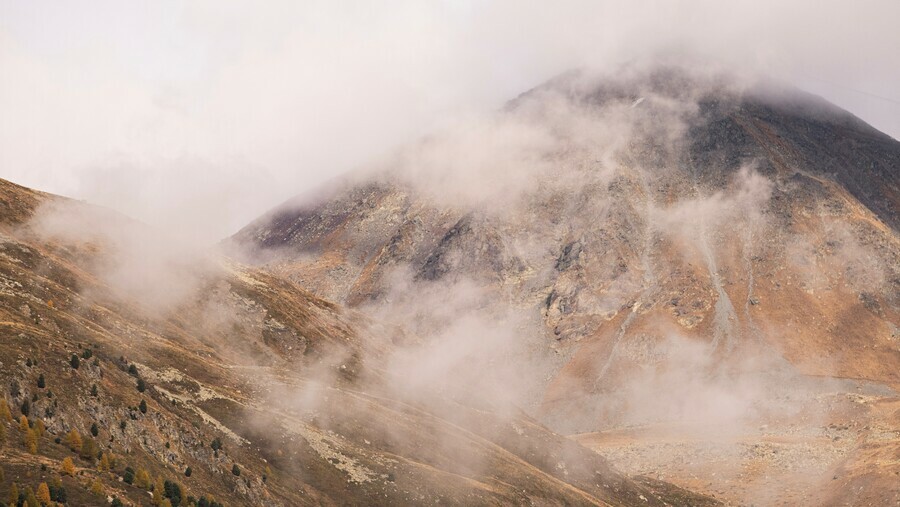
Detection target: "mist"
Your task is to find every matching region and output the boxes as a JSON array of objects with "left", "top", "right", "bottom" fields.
[
  {"left": 2, "top": 1, "right": 899, "bottom": 243},
  {"left": 3, "top": 3, "right": 899, "bottom": 506}
]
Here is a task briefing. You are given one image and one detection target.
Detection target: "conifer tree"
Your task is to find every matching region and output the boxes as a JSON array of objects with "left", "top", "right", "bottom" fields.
[
  {"left": 152, "top": 475, "right": 166, "bottom": 506},
  {"left": 99, "top": 452, "right": 111, "bottom": 472},
  {"left": 0, "top": 398, "right": 11, "bottom": 421},
  {"left": 61, "top": 457, "right": 76, "bottom": 476},
  {"left": 19, "top": 415, "right": 29, "bottom": 432},
  {"left": 80, "top": 436, "right": 98, "bottom": 462},
  {"left": 8, "top": 483, "right": 18, "bottom": 506},
  {"left": 90, "top": 477, "right": 104, "bottom": 496},
  {"left": 70, "top": 354, "right": 80, "bottom": 369},
  {"left": 36, "top": 374, "right": 45, "bottom": 389},
  {"left": 66, "top": 428, "right": 82, "bottom": 452},
  {"left": 135, "top": 468, "right": 151, "bottom": 489},
  {"left": 24, "top": 427, "right": 38, "bottom": 453},
  {"left": 24, "top": 486, "right": 39, "bottom": 507},
  {"left": 36, "top": 482, "right": 51, "bottom": 505}
]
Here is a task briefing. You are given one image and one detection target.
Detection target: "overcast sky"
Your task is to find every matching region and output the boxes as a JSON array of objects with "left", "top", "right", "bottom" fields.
[{"left": 2, "top": 1, "right": 898, "bottom": 242}]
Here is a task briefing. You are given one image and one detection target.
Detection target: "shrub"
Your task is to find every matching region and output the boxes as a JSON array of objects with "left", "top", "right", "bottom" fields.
[
  {"left": 81, "top": 349, "right": 93, "bottom": 360},
  {"left": 210, "top": 437, "right": 222, "bottom": 451},
  {"left": 231, "top": 464, "right": 240, "bottom": 476},
  {"left": 128, "top": 364, "right": 138, "bottom": 376},
  {"left": 184, "top": 466, "right": 192, "bottom": 477},
  {"left": 137, "top": 378, "right": 146, "bottom": 392},
  {"left": 70, "top": 354, "right": 80, "bottom": 369}
]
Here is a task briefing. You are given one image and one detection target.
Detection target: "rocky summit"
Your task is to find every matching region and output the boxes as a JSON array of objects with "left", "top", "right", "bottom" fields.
[
  {"left": 1, "top": 65, "right": 898, "bottom": 507},
  {"left": 227, "top": 67, "right": 900, "bottom": 506}
]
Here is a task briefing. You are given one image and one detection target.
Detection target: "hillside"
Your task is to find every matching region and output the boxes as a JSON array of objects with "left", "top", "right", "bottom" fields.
[
  {"left": 227, "top": 66, "right": 900, "bottom": 505},
  {"left": 0, "top": 176, "right": 718, "bottom": 506}
]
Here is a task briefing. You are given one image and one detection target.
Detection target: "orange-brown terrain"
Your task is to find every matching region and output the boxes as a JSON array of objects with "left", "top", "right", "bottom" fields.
[
  {"left": 0, "top": 173, "right": 721, "bottom": 506},
  {"left": 227, "top": 67, "right": 900, "bottom": 506}
]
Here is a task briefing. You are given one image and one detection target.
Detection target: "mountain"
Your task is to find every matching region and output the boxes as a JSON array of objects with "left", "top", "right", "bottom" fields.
[
  {"left": 0, "top": 176, "right": 719, "bottom": 506},
  {"left": 227, "top": 66, "right": 900, "bottom": 505}
]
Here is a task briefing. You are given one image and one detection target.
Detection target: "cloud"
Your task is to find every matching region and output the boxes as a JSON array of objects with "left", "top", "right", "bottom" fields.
[{"left": 1, "top": 1, "right": 898, "bottom": 243}]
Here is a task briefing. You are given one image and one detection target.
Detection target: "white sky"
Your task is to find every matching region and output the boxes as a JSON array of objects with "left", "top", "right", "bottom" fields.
[{"left": 1, "top": 1, "right": 898, "bottom": 242}]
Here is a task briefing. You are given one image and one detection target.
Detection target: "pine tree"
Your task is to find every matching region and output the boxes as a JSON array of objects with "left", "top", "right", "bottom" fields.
[
  {"left": 137, "top": 378, "right": 146, "bottom": 392},
  {"left": 184, "top": 466, "right": 192, "bottom": 477},
  {"left": 24, "top": 486, "right": 39, "bottom": 507},
  {"left": 9, "top": 380, "right": 20, "bottom": 398},
  {"left": 91, "top": 422, "right": 99, "bottom": 437},
  {"left": 99, "top": 452, "right": 111, "bottom": 472},
  {"left": 0, "top": 398, "right": 11, "bottom": 421},
  {"left": 91, "top": 383, "right": 99, "bottom": 397},
  {"left": 66, "top": 428, "right": 82, "bottom": 452},
  {"left": 8, "top": 483, "right": 18, "bottom": 506},
  {"left": 36, "top": 374, "right": 45, "bottom": 389},
  {"left": 152, "top": 475, "right": 166, "bottom": 506},
  {"left": 90, "top": 477, "right": 104, "bottom": 496},
  {"left": 70, "top": 354, "right": 80, "bottom": 369},
  {"left": 80, "top": 436, "right": 98, "bottom": 462},
  {"left": 36, "top": 483, "right": 51, "bottom": 505},
  {"left": 24, "top": 428, "right": 38, "bottom": 453},
  {"left": 33, "top": 418, "right": 45, "bottom": 437},
  {"left": 140, "top": 399, "right": 148, "bottom": 414},
  {"left": 232, "top": 464, "right": 240, "bottom": 476},
  {"left": 21, "top": 398, "right": 30, "bottom": 417},
  {"left": 135, "top": 468, "right": 151, "bottom": 489},
  {"left": 61, "top": 457, "right": 76, "bottom": 476}
]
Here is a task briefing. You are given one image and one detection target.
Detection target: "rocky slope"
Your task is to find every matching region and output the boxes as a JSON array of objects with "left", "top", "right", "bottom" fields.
[
  {"left": 0, "top": 176, "right": 717, "bottom": 506},
  {"left": 227, "top": 66, "right": 900, "bottom": 505}
]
